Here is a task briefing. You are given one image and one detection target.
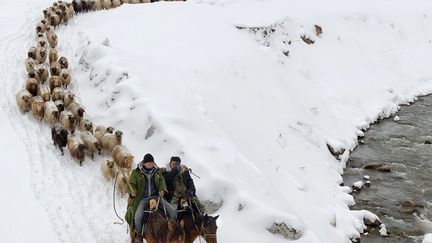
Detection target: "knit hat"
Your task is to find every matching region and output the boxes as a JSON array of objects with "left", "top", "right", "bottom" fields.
[
  {"left": 170, "top": 156, "right": 181, "bottom": 164},
  {"left": 142, "top": 153, "right": 154, "bottom": 163}
]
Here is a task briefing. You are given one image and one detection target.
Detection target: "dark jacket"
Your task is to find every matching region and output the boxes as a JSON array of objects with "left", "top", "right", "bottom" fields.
[{"left": 163, "top": 165, "right": 196, "bottom": 202}]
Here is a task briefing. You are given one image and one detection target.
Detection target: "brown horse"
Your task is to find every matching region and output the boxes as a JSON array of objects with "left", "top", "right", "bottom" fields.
[
  {"left": 179, "top": 210, "right": 219, "bottom": 243},
  {"left": 130, "top": 209, "right": 185, "bottom": 243}
]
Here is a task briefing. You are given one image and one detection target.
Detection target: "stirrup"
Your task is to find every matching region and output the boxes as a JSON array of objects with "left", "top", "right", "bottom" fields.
[{"left": 149, "top": 199, "right": 157, "bottom": 210}]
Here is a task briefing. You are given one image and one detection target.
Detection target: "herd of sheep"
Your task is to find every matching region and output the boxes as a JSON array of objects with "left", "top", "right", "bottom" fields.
[{"left": 14, "top": 0, "right": 184, "bottom": 194}]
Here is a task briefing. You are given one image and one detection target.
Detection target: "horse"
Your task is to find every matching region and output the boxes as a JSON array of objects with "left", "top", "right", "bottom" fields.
[
  {"left": 129, "top": 198, "right": 185, "bottom": 243},
  {"left": 177, "top": 199, "right": 219, "bottom": 243}
]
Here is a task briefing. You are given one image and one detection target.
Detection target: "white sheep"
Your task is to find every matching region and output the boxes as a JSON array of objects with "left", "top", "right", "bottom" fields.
[
  {"left": 112, "top": 144, "right": 134, "bottom": 169},
  {"left": 63, "top": 91, "right": 75, "bottom": 107},
  {"left": 92, "top": 0, "right": 102, "bottom": 10},
  {"left": 67, "top": 136, "right": 85, "bottom": 166},
  {"left": 116, "top": 169, "right": 130, "bottom": 194},
  {"left": 44, "top": 101, "right": 59, "bottom": 125},
  {"left": 80, "top": 118, "right": 93, "bottom": 133},
  {"left": 36, "top": 65, "right": 49, "bottom": 83},
  {"left": 47, "top": 30, "right": 58, "bottom": 48},
  {"left": 68, "top": 102, "right": 85, "bottom": 122},
  {"left": 49, "top": 76, "right": 62, "bottom": 91},
  {"left": 50, "top": 61, "right": 61, "bottom": 76},
  {"left": 102, "top": 0, "right": 111, "bottom": 9},
  {"left": 37, "top": 85, "right": 51, "bottom": 102},
  {"left": 36, "top": 22, "right": 46, "bottom": 33},
  {"left": 25, "top": 58, "right": 35, "bottom": 73},
  {"left": 101, "top": 130, "right": 123, "bottom": 152},
  {"left": 60, "top": 110, "right": 77, "bottom": 134},
  {"left": 36, "top": 36, "right": 48, "bottom": 49},
  {"left": 49, "top": 48, "right": 58, "bottom": 64},
  {"left": 101, "top": 159, "right": 116, "bottom": 180},
  {"left": 27, "top": 47, "right": 37, "bottom": 59},
  {"left": 93, "top": 125, "right": 114, "bottom": 143},
  {"left": 111, "top": 0, "right": 121, "bottom": 8},
  {"left": 50, "top": 14, "right": 61, "bottom": 28},
  {"left": 66, "top": 3, "right": 75, "bottom": 16},
  {"left": 59, "top": 69, "right": 71, "bottom": 88},
  {"left": 25, "top": 78, "right": 39, "bottom": 96},
  {"left": 36, "top": 47, "right": 47, "bottom": 64},
  {"left": 16, "top": 90, "right": 32, "bottom": 113},
  {"left": 31, "top": 96, "right": 45, "bottom": 121},
  {"left": 51, "top": 86, "right": 64, "bottom": 101},
  {"left": 79, "top": 131, "right": 102, "bottom": 160}
]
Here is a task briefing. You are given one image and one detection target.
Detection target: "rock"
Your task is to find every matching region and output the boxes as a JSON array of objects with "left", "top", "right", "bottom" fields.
[
  {"left": 350, "top": 237, "right": 361, "bottom": 243},
  {"left": 352, "top": 181, "right": 364, "bottom": 191},
  {"left": 400, "top": 200, "right": 424, "bottom": 208},
  {"left": 326, "top": 143, "right": 346, "bottom": 160},
  {"left": 301, "top": 35, "right": 315, "bottom": 45},
  {"left": 364, "top": 181, "right": 371, "bottom": 187},
  {"left": 364, "top": 218, "right": 381, "bottom": 227},
  {"left": 399, "top": 208, "right": 419, "bottom": 214},
  {"left": 314, "top": 25, "right": 323, "bottom": 36},
  {"left": 267, "top": 222, "right": 301, "bottom": 240},
  {"left": 363, "top": 175, "right": 370, "bottom": 180},
  {"left": 358, "top": 139, "right": 365, "bottom": 144},
  {"left": 425, "top": 140, "right": 432, "bottom": 145},
  {"left": 393, "top": 115, "right": 400, "bottom": 121},
  {"left": 363, "top": 164, "right": 391, "bottom": 172}
]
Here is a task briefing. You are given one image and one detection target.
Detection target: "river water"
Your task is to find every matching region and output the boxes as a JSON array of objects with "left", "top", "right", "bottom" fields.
[{"left": 343, "top": 95, "right": 432, "bottom": 243}]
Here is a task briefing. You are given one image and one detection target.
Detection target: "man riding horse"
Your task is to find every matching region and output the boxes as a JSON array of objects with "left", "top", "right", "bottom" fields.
[
  {"left": 163, "top": 156, "right": 206, "bottom": 214},
  {"left": 125, "top": 153, "right": 177, "bottom": 243}
]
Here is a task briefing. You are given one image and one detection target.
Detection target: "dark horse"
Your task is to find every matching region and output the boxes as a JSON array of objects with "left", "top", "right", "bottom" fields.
[
  {"left": 177, "top": 200, "right": 219, "bottom": 243},
  {"left": 129, "top": 199, "right": 185, "bottom": 243}
]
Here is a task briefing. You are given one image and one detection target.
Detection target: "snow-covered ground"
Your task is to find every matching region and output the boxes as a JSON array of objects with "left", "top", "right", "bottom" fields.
[{"left": 2, "top": 0, "right": 432, "bottom": 242}]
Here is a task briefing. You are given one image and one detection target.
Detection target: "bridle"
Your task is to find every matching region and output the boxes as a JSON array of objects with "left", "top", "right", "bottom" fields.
[{"left": 199, "top": 223, "right": 217, "bottom": 240}]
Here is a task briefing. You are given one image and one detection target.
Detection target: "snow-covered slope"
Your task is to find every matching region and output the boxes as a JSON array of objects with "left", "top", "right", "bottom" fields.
[{"left": 2, "top": 0, "right": 432, "bottom": 242}]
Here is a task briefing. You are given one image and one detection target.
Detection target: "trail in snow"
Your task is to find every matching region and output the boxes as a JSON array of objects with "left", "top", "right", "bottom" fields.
[{"left": 0, "top": 2, "right": 130, "bottom": 243}]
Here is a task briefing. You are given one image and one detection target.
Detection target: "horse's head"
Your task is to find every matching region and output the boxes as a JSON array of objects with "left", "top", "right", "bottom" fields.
[
  {"left": 200, "top": 214, "right": 219, "bottom": 243},
  {"left": 167, "top": 220, "right": 185, "bottom": 243}
]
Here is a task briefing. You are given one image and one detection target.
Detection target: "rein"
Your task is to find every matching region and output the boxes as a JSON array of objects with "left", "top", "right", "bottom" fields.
[{"left": 187, "top": 197, "right": 216, "bottom": 242}]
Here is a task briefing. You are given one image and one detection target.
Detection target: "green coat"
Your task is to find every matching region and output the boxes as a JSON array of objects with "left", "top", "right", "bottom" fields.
[{"left": 125, "top": 168, "right": 167, "bottom": 227}]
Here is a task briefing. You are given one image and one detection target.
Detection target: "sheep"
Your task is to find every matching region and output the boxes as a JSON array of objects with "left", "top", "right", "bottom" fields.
[
  {"left": 31, "top": 96, "right": 45, "bottom": 121},
  {"left": 79, "top": 131, "right": 102, "bottom": 160},
  {"left": 80, "top": 118, "right": 93, "bottom": 133},
  {"left": 59, "top": 69, "right": 71, "bottom": 88},
  {"left": 25, "top": 78, "right": 39, "bottom": 96},
  {"left": 51, "top": 87, "right": 64, "bottom": 101},
  {"left": 36, "top": 22, "right": 46, "bottom": 33},
  {"left": 36, "top": 48, "right": 47, "bottom": 64},
  {"left": 16, "top": 90, "right": 32, "bottom": 113},
  {"left": 102, "top": 130, "right": 123, "bottom": 152},
  {"left": 58, "top": 56, "right": 68, "bottom": 69},
  {"left": 68, "top": 102, "right": 85, "bottom": 122},
  {"left": 52, "top": 123, "right": 69, "bottom": 155},
  {"left": 50, "top": 61, "right": 61, "bottom": 76},
  {"left": 25, "top": 58, "right": 35, "bottom": 73},
  {"left": 66, "top": 3, "right": 75, "bottom": 16},
  {"left": 37, "top": 85, "right": 50, "bottom": 102},
  {"left": 101, "top": 159, "right": 116, "bottom": 180},
  {"left": 28, "top": 70, "right": 38, "bottom": 81},
  {"left": 92, "top": 0, "right": 102, "bottom": 10},
  {"left": 54, "top": 99, "right": 65, "bottom": 113},
  {"left": 36, "top": 65, "right": 49, "bottom": 83},
  {"left": 47, "top": 31, "right": 58, "bottom": 48},
  {"left": 49, "top": 48, "right": 58, "bottom": 64},
  {"left": 49, "top": 76, "right": 62, "bottom": 91},
  {"left": 116, "top": 170, "right": 130, "bottom": 194},
  {"left": 111, "top": 0, "right": 121, "bottom": 8},
  {"left": 112, "top": 145, "right": 133, "bottom": 169},
  {"left": 72, "top": 0, "right": 83, "bottom": 13},
  {"left": 44, "top": 101, "right": 59, "bottom": 125},
  {"left": 67, "top": 136, "right": 85, "bottom": 165},
  {"left": 50, "top": 14, "right": 61, "bottom": 28},
  {"left": 63, "top": 91, "right": 75, "bottom": 107},
  {"left": 102, "top": 0, "right": 111, "bottom": 9},
  {"left": 60, "top": 110, "right": 77, "bottom": 134},
  {"left": 36, "top": 36, "right": 48, "bottom": 49},
  {"left": 28, "top": 46, "right": 37, "bottom": 59},
  {"left": 93, "top": 125, "right": 114, "bottom": 143},
  {"left": 60, "top": 10, "right": 70, "bottom": 23}
]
